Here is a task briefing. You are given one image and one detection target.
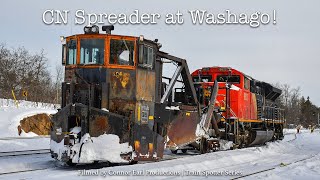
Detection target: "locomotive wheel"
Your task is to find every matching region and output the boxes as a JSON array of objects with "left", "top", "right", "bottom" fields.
[
  {"left": 181, "top": 149, "right": 187, "bottom": 153},
  {"left": 129, "top": 160, "right": 138, "bottom": 165},
  {"left": 66, "top": 159, "right": 76, "bottom": 166},
  {"left": 200, "top": 137, "right": 208, "bottom": 154},
  {"left": 171, "top": 150, "right": 178, "bottom": 154}
]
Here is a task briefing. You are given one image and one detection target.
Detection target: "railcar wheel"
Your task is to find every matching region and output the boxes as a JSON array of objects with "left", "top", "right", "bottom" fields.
[
  {"left": 200, "top": 137, "right": 208, "bottom": 154},
  {"left": 171, "top": 150, "right": 178, "bottom": 154},
  {"left": 181, "top": 149, "right": 187, "bottom": 153},
  {"left": 129, "top": 160, "right": 138, "bottom": 165},
  {"left": 66, "top": 160, "right": 76, "bottom": 166}
]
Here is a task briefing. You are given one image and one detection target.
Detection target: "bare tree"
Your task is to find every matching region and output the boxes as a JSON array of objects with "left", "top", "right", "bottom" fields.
[
  {"left": 54, "top": 64, "right": 64, "bottom": 105},
  {"left": 0, "top": 44, "right": 56, "bottom": 104}
]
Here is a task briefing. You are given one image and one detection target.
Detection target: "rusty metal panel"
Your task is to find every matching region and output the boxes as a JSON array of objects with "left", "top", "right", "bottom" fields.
[
  {"left": 166, "top": 110, "right": 199, "bottom": 149},
  {"left": 51, "top": 104, "right": 71, "bottom": 143},
  {"left": 136, "top": 69, "right": 156, "bottom": 101},
  {"left": 89, "top": 115, "right": 113, "bottom": 137},
  {"left": 87, "top": 107, "right": 131, "bottom": 142},
  {"left": 109, "top": 99, "right": 135, "bottom": 117},
  {"left": 109, "top": 69, "right": 135, "bottom": 100},
  {"left": 155, "top": 57, "right": 163, "bottom": 103},
  {"left": 101, "top": 82, "right": 108, "bottom": 109}
]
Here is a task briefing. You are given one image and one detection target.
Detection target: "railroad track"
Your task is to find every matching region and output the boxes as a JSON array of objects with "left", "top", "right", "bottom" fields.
[
  {"left": 0, "top": 131, "right": 304, "bottom": 177},
  {"left": 283, "top": 132, "right": 297, "bottom": 142},
  {"left": 0, "top": 149, "right": 53, "bottom": 176},
  {"left": 0, "top": 167, "right": 51, "bottom": 176},
  {"left": 0, "top": 149, "right": 50, "bottom": 158},
  {"left": 0, "top": 136, "right": 50, "bottom": 141},
  {"left": 231, "top": 154, "right": 317, "bottom": 180}
]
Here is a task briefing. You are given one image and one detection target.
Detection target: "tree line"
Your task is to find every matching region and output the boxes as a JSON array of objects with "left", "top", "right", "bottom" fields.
[
  {"left": 0, "top": 43, "right": 319, "bottom": 127},
  {"left": 0, "top": 43, "right": 63, "bottom": 104},
  {"left": 275, "top": 83, "right": 320, "bottom": 128}
]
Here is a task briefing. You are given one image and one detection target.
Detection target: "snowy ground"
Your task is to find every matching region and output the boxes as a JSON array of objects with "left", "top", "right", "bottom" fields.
[
  {"left": 0, "top": 99, "right": 319, "bottom": 179},
  {"left": 0, "top": 99, "right": 56, "bottom": 176},
  {"left": 0, "top": 130, "right": 318, "bottom": 179}
]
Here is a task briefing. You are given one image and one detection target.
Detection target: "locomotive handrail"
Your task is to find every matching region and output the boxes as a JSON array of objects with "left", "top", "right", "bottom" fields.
[{"left": 218, "top": 99, "right": 237, "bottom": 118}]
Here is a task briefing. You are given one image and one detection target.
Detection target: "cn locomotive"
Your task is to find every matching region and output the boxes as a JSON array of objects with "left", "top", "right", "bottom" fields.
[
  {"left": 50, "top": 25, "right": 285, "bottom": 165},
  {"left": 192, "top": 67, "right": 285, "bottom": 148}
]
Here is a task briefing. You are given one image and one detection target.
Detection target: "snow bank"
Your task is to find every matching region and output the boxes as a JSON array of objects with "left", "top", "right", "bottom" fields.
[
  {"left": 0, "top": 98, "right": 57, "bottom": 137},
  {"left": 71, "top": 133, "right": 132, "bottom": 163}
]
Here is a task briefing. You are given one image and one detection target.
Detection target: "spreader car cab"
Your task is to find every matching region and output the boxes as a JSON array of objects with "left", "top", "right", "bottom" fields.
[{"left": 50, "top": 25, "right": 210, "bottom": 165}]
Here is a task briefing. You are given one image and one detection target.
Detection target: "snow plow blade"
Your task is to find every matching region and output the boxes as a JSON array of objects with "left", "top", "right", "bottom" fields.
[
  {"left": 200, "top": 79, "right": 220, "bottom": 134},
  {"left": 50, "top": 103, "right": 134, "bottom": 164},
  {"left": 248, "top": 130, "right": 274, "bottom": 146},
  {"left": 51, "top": 103, "right": 168, "bottom": 163}
]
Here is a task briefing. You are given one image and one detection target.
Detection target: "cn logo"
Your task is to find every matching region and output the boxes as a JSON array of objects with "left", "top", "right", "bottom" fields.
[{"left": 42, "top": 10, "right": 69, "bottom": 25}]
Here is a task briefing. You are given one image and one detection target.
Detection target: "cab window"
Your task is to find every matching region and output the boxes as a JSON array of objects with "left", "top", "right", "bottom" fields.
[
  {"left": 80, "top": 39, "right": 104, "bottom": 65},
  {"left": 139, "top": 44, "right": 154, "bottom": 68},
  {"left": 66, "top": 39, "right": 77, "bottom": 65},
  {"left": 217, "top": 75, "right": 240, "bottom": 83},
  {"left": 193, "top": 75, "right": 212, "bottom": 82},
  {"left": 244, "top": 77, "right": 250, "bottom": 90},
  {"left": 109, "top": 39, "right": 135, "bottom": 66}
]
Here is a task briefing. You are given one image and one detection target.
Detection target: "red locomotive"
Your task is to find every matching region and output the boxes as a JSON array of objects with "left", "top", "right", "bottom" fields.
[{"left": 192, "top": 67, "right": 285, "bottom": 148}]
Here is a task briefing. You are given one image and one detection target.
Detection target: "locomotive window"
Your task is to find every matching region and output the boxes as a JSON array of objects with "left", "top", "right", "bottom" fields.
[
  {"left": 139, "top": 44, "right": 154, "bottom": 68},
  {"left": 62, "top": 45, "right": 66, "bottom": 65},
  {"left": 110, "top": 39, "right": 134, "bottom": 66},
  {"left": 244, "top": 77, "right": 250, "bottom": 90},
  {"left": 217, "top": 75, "right": 240, "bottom": 83},
  {"left": 80, "top": 39, "right": 104, "bottom": 65},
  {"left": 66, "top": 39, "right": 77, "bottom": 65},
  {"left": 193, "top": 76, "right": 212, "bottom": 82}
]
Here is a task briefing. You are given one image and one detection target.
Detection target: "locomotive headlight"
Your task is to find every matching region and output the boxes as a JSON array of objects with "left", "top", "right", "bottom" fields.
[
  {"left": 84, "top": 26, "right": 91, "bottom": 34},
  {"left": 83, "top": 25, "right": 99, "bottom": 34},
  {"left": 60, "top": 36, "right": 66, "bottom": 44},
  {"left": 139, "top": 35, "right": 144, "bottom": 42},
  {"left": 91, "top": 25, "right": 99, "bottom": 33}
]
